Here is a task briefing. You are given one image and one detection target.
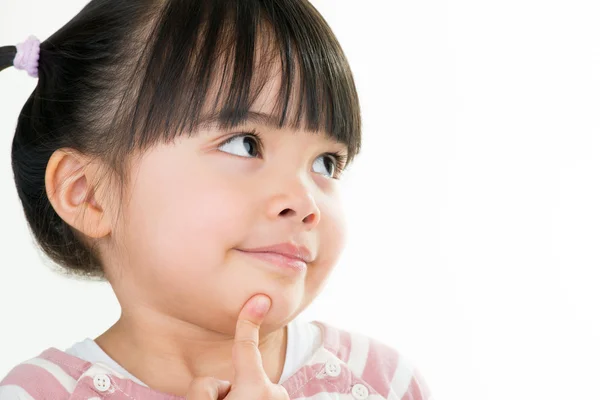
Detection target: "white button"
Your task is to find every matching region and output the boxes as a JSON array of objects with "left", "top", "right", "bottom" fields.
[
  {"left": 351, "top": 383, "right": 369, "bottom": 400},
  {"left": 93, "top": 374, "right": 111, "bottom": 392},
  {"left": 325, "top": 359, "right": 341, "bottom": 377}
]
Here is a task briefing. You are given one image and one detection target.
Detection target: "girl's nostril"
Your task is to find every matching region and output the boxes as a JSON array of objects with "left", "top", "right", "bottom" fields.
[
  {"left": 279, "top": 208, "right": 294, "bottom": 217},
  {"left": 303, "top": 214, "right": 315, "bottom": 224}
]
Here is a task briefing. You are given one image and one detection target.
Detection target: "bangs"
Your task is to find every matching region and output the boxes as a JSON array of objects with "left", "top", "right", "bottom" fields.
[{"left": 114, "top": 0, "right": 361, "bottom": 164}]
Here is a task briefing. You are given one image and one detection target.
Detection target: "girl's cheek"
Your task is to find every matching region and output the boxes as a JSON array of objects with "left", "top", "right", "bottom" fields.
[{"left": 316, "top": 198, "right": 347, "bottom": 267}]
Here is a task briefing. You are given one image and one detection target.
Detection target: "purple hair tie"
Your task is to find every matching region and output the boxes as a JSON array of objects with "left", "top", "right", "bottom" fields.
[{"left": 14, "top": 35, "right": 40, "bottom": 78}]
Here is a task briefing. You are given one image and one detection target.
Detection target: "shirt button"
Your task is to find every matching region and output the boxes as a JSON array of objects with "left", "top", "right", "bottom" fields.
[
  {"left": 93, "top": 374, "right": 111, "bottom": 392},
  {"left": 325, "top": 359, "right": 341, "bottom": 377},
  {"left": 351, "top": 383, "right": 369, "bottom": 400}
]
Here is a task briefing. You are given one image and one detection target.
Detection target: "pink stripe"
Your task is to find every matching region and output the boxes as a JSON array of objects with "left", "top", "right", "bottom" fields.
[
  {"left": 285, "top": 363, "right": 355, "bottom": 399},
  {"left": 336, "top": 330, "right": 352, "bottom": 363},
  {"left": 412, "top": 368, "right": 432, "bottom": 399},
  {"left": 315, "top": 321, "right": 352, "bottom": 362},
  {"left": 39, "top": 348, "right": 90, "bottom": 380},
  {"left": 401, "top": 376, "right": 424, "bottom": 400},
  {"left": 317, "top": 321, "right": 339, "bottom": 352},
  {"left": 282, "top": 363, "right": 325, "bottom": 398},
  {"left": 0, "top": 363, "right": 71, "bottom": 399},
  {"left": 87, "top": 375, "right": 184, "bottom": 400},
  {"left": 360, "top": 338, "right": 399, "bottom": 398}
]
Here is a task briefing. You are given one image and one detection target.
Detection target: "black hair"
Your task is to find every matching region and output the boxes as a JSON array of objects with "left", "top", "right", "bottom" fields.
[{"left": 0, "top": 0, "right": 362, "bottom": 279}]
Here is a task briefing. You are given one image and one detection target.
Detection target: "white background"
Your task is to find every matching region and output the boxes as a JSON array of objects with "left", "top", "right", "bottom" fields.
[{"left": 1, "top": 1, "right": 600, "bottom": 399}]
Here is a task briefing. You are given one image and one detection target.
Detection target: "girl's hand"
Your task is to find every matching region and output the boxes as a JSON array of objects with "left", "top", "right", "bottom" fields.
[{"left": 186, "top": 295, "right": 290, "bottom": 400}]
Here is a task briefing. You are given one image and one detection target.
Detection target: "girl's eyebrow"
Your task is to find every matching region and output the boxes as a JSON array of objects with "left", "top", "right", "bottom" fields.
[
  {"left": 199, "top": 111, "right": 282, "bottom": 130},
  {"left": 198, "top": 111, "right": 347, "bottom": 148}
]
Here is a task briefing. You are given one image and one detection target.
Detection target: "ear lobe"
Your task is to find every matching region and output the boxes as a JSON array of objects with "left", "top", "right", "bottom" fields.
[{"left": 45, "top": 149, "right": 112, "bottom": 239}]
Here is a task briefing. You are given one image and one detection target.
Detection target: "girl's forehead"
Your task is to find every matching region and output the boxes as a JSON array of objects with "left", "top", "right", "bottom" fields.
[
  {"left": 199, "top": 56, "right": 331, "bottom": 136},
  {"left": 122, "top": 4, "right": 360, "bottom": 161}
]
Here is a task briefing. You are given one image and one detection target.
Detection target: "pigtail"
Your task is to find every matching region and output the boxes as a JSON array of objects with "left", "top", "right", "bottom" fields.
[{"left": 0, "top": 46, "right": 17, "bottom": 72}]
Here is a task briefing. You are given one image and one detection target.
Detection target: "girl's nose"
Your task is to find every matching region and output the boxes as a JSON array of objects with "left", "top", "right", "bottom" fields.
[{"left": 266, "top": 180, "right": 321, "bottom": 230}]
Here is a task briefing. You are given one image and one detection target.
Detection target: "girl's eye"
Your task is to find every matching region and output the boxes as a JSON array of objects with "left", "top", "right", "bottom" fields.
[
  {"left": 218, "top": 134, "right": 261, "bottom": 158},
  {"left": 313, "top": 154, "right": 343, "bottom": 178}
]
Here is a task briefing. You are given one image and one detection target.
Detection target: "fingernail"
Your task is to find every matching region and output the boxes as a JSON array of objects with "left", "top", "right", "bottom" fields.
[
  {"left": 253, "top": 295, "right": 271, "bottom": 315},
  {"left": 217, "top": 379, "right": 231, "bottom": 386}
]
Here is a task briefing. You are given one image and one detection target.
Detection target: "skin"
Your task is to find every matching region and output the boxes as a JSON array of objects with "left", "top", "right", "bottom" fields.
[
  {"left": 45, "top": 73, "right": 349, "bottom": 396},
  {"left": 186, "top": 294, "right": 292, "bottom": 399}
]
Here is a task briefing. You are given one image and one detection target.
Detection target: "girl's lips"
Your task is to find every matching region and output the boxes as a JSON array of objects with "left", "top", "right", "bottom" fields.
[
  {"left": 236, "top": 249, "right": 308, "bottom": 273},
  {"left": 238, "top": 242, "right": 314, "bottom": 263}
]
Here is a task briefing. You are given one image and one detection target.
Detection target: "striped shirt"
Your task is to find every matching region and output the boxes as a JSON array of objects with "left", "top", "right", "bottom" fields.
[
  {"left": 62, "top": 317, "right": 321, "bottom": 387},
  {"left": 0, "top": 321, "right": 432, "bottom": 400}
]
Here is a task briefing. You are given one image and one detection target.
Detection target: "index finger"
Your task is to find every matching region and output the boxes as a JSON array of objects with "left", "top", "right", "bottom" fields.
[{"left": 232, "top": 294, "right": 272, "bottom": 385}]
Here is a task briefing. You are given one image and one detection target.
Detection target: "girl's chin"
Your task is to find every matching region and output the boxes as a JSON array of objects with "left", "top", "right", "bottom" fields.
[
  {"left": 260, "top": 299, "right": 308, "bottom": 332},
  {"left": 219, "top": 295, "right": 302, "bottom": 334}
]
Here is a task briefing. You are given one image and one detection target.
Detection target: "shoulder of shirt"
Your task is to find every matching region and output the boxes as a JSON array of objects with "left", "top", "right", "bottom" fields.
[
  {"left": 312, "top": 320, "right": 433, "bottom": 400},
  {"left": 0, "top": 348, "right": 91, "bottom": 399}
]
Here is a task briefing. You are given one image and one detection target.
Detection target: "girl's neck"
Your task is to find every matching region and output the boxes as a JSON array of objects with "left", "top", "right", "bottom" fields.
[{"left": 94, "top": 307, "right": 287, "bottom": 396}]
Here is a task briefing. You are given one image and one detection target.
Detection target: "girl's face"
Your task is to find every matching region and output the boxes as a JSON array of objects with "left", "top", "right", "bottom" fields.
[{"left": 106, "top": 88, "right": 349, "bottom": 335}]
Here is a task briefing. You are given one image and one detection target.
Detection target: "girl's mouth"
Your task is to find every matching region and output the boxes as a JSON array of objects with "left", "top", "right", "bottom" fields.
[{"left": 238, "top": 250, "right": 308, "bottom": 273}]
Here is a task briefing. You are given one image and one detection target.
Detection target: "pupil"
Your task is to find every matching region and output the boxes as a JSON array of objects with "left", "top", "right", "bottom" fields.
[
  {"left": 243, "top": 137, "right": 256, "bottom": 156},
  {"left": 325, "top": 157, "right": 334, "bottom": 176}
]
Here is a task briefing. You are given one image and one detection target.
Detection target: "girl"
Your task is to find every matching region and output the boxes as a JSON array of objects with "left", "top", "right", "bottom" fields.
[{"left": 0, "top": 0, "right": 433, "bottom": 399}]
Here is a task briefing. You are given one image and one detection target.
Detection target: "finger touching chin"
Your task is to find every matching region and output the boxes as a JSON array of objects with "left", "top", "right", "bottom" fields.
[{"left": 225, "top": 287, "right": 306, "bottom": 333}]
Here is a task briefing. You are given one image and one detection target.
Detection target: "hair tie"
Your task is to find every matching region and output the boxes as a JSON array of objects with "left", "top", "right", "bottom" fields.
[{"left": 13, "top": 35, "right": 40, "bottom": 78}]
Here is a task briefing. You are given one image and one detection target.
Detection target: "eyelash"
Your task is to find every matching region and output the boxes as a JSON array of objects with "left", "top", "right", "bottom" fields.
[
  {"left": 326, "top": 151, "right": 348, "bottom": 180},
  {"left": 220, "top": 130, "right": 347, "bottom": 179}
]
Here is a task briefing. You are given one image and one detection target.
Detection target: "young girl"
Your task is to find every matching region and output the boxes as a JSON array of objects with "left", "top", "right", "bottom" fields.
[{"left": 0, "top": 0, "right": 432, "bottom": 399}]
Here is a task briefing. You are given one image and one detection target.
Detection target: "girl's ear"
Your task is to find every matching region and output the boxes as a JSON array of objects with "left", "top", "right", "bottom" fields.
[{"left": 45, "top": 149, "right": 112, "bottom": 239}]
